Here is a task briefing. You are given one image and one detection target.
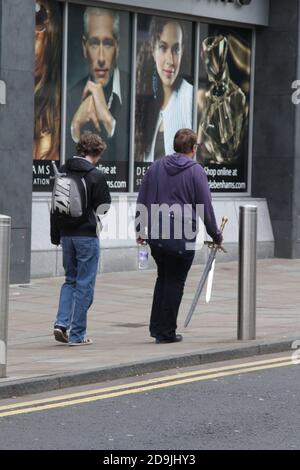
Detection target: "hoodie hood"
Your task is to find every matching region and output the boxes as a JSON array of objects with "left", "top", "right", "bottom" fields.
[
  {"left": 162, "top": 153, "right": 197, "bottom": 176},
  {"left": 64, "top": 156, "right": 95, "bottom": 173}
]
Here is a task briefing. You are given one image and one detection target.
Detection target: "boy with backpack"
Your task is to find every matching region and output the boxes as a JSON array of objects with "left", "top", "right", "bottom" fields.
[{"left": 50, "top": 132, "right": 111, "bottom": 346}]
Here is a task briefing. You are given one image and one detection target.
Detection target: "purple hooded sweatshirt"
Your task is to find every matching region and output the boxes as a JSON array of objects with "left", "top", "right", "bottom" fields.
[{"left": 136, "top": 153, "right": 222, "bottom": 244}]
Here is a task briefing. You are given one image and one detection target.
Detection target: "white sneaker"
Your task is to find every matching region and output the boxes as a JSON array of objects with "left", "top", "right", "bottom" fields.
[{"left": 68, "top": 338, "right": 93, "bottom": 346}]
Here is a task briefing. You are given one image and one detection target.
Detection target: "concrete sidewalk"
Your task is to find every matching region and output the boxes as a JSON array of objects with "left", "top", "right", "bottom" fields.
[{"left": 0, "top": 258, "right": 299, "bottom": 398}]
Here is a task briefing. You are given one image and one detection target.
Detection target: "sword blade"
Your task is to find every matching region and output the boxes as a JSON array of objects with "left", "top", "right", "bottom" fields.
[
  {"left": 205, "top": 259, "right": 215, "bottom": 303},
  {"left": 184, "top": 249, "right": 216, "bottom": 328}
]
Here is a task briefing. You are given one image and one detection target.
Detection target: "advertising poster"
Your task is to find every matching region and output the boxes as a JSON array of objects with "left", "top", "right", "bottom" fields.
[
  {"left": 134, "top": 14, "right": 194, "bottom": 191},
  {"left": 67, "top": 4, "right": 131, "bottom": 192},
  {"left": 33, "top": 0, "right": 62, "bottom": 191},
  {"left": 197, "top": 24, "right": 252, "bottom": 192}
]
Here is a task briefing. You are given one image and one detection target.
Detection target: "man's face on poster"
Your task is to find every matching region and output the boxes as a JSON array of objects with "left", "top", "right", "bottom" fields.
[{"left": 83, "top": 13, "right": 119, "bottom": 87}]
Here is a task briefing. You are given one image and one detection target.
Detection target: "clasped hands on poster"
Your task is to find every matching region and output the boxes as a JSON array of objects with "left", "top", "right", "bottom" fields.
[{"left": 71, "top": 80, "right": 114, "bottom": 143}]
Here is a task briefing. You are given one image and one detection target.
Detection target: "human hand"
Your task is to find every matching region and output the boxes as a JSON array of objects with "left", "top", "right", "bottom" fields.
[
  {"left": 215, "top": 234, "right": 223, "bottom": 245},
  {"left": 82, "top": 81, "right": 114, "bottom": 137},
  {"left": 71, "top": 94, "right": 100, "bottom": 142},
  {"left": 205, "top": 234, "right": 224, "bottom": 248}
]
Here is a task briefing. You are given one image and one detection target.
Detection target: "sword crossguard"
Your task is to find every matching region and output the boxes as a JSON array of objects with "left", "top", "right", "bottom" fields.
[
  {"left": 204, "top": 241, "right": 227, "bottom": 253},
  {"left": 204, "top": 216, "right": 228, "bottom": 253}
]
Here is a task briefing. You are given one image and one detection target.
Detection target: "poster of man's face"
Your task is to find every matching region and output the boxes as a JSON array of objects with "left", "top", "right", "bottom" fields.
[
  {"left": 67, "top": 4, "right": 131, "bottom": 192},
  {"left": 197, "top": 24, "right": 252, "bottom": 193},
  {"left": 82, "top": 12, "right": 119, "bottom": 87}
]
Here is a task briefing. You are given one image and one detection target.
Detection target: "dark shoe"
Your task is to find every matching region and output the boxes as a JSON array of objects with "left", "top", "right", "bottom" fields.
[
  {"left": 155, "top": 334, "right": 183, "bottom": 344},
  {"left": 54, "top": 325, "right": 68, "bottom": 344}
]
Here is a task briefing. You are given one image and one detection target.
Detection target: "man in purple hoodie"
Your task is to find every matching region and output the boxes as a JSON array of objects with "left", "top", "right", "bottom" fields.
[{"left": 136, "top": 128, "right": 222, "bottom": 344}]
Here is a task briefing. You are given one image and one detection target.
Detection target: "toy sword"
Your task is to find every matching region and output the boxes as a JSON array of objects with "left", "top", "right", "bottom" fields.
[{"left": 184, "top": 216, "right": 228, "bottom": 328}]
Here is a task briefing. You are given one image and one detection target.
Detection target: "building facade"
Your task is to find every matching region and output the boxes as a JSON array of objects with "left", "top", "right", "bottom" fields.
[{"left": 0, "top": 0, "right": 298, "bottom": 284}]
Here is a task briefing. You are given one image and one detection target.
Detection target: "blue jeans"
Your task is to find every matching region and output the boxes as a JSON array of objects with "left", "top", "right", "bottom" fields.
[{"left": 55, "top": 236, "right": 100, "bottom": 343}]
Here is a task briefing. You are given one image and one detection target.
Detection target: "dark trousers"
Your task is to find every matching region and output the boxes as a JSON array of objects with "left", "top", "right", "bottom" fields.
[{"left": 150, "top": 247, "right": 195, "bottom": 340}]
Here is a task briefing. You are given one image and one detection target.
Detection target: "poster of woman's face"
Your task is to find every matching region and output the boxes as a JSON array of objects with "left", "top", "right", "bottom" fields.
[
  {"left": 33, "top": 0, "right": 62, "bottom": 191},
  {"left": 66, "top": 4, "right": 131, "bottom": 192},
  {"left": 134, "top": 14, "right": 194, "bottom": 191},
  {"left": 197, "top": 24, "right": 252, "bottom": 193}
]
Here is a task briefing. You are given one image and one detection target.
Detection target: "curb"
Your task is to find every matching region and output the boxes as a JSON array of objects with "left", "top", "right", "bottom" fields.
[{"left": 0, "top": 338, "right": 298, "bottom": 399}]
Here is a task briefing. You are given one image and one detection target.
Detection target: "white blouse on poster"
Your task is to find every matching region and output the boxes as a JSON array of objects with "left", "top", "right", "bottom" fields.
[{"left": 145, "top": 79, "right": 194, "bottom": 162}]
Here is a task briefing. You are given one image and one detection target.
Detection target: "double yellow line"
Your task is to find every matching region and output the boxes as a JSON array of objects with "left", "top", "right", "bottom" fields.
[{"left": 0, "top": 356, "right": 295, "bottom": 418}]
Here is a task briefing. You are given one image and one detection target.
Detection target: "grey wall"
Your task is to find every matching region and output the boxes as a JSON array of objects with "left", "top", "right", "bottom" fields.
[
  {"left": 0, "top": 0, "right": 35, "bottom": 283},
  {"left": 252, "top": 0, "right": 300, "bottom": 258}
]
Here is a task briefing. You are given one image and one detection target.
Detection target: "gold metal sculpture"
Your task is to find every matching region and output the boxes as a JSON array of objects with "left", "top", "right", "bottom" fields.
[{"left": 198, "top": 35, "right": 248, "bottom": 164}]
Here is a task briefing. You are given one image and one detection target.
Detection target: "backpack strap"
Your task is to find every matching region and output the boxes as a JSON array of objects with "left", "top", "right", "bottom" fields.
[
  {"left": 78, "top": 167, "right": 95, "bottom": 212},
  {"left": 51, "top": 160, "right": 95, "bottom": 179}
]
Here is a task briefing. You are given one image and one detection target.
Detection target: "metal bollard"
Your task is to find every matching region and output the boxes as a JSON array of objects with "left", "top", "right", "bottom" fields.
[
  {"left": 0, "top": 215, "right": 11, "bottom": 378},
  {"left": 238, "top": 205, "right": 257, "bottom": 340}
]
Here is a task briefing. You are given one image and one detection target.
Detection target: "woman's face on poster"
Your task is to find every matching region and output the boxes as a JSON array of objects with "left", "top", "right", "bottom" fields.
[{"left": 152, "top": 21, "right": 183, "bottom": 89}]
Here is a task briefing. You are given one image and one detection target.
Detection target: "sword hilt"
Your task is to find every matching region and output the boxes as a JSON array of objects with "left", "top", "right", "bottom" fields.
[
  {"left": 204, "top": 216, "right": 228, "bottom": 252},
  {"left": 204, "top": 242, "right": 227, "bottom": 253},
  {"left": 220, "top": 216, "right": 228, "bottom": 234}
]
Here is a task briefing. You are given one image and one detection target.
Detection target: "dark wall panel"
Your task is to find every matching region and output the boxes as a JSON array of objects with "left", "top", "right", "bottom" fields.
[
  {"left": 0, "top": 0, "right": 35, "bottom": 283},
  {"left": 252, "top": 0, "right": 299, "bottom": 258}
]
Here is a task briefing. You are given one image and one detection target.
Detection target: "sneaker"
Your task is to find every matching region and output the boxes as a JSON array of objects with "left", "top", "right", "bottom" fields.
[
  {"left": 54, "top": 325, "right": 68, "bottom": 343},
  {"left": 68, "top": 338, "right": 93, "bottom": 346}
]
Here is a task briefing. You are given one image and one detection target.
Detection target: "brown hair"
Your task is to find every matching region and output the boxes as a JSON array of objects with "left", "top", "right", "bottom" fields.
[
  {"left": 34, "top": 0, "right": 62, "bottom": 160},
  {"left": 173, "top": 128, "right": 197, "bottom": 154},
  {"left": 76, "top": 132, "right": 107, "bottom": 158},
  {"left": 135, "top": 17, "right": 185, "bottom": 161}
]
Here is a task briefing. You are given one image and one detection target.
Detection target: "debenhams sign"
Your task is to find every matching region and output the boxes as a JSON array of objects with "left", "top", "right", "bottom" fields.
[
  {"left": 104, "top": 0, "right": 269, "bottom": 26},
  {"left": 213, "top": 0, "right": 252, "bottom": 4},
  {"left": 192, "top": 0, "right": 268, "bottom": 26}
]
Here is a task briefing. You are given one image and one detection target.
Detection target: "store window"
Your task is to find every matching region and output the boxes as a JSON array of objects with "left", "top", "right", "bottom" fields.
[
  {"left": 32, "top": 2, "right": 253, "bottom": 195},
  {"left": 33, "top": 0, "right": 62, "bottom": 191},
  {"left": 134, "top": 14, "right": 195, "bottom": 191},
  {"left": 66, "top": 4, "right": 131, "bottom": 192},
  {"left": 197, "top": 24, "right": 252, "bottom": 192}
]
